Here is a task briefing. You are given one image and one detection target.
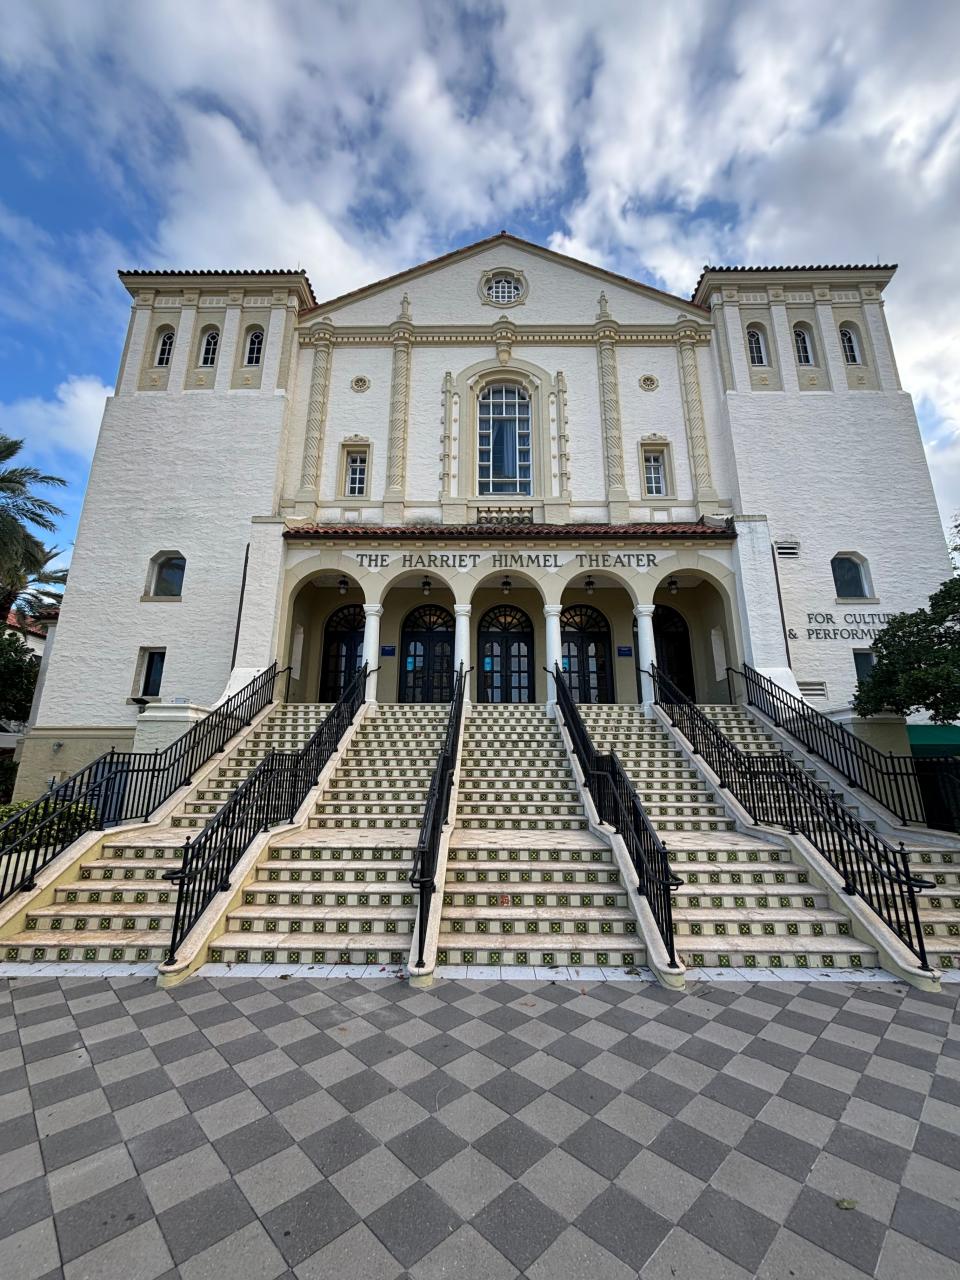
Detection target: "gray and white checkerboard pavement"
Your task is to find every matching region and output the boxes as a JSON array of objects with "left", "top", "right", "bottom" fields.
[{"left": 1, "top": 974, "right": 959, "bottom": 1278}]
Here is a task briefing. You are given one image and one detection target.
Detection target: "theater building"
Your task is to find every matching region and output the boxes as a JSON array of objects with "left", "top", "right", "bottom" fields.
[{"left": 16, "top": 233, "right": 951, "bottom": 794}]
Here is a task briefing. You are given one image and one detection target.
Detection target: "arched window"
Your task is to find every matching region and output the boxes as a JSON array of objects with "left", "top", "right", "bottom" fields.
[
  {"left": 478, "top": 383, "right": 531, "bottom": 495},
  {"left": 152, "top": 555, "right": 185, "bottom": 597},
  {"left": 746, "top": 326, "right": 767, "bottom": 366},
  {"left": 200, "top": 328, "right": 219, "bottom": 367},
  {"left": 839, "top": 325, "right": 861, "bottom": 365},
  {"left": 245, "top": 329, "right": 264, "bottom": 366},
  {"left": 560, "top": 605, "right": 614, "bottom": 703},
  {"left": 831, "top": 554, "right": 869, "bottom": 599},
  {"left": 155, "top": 329, "right": 175, "bottom": 367},
  {"left": 793, "top": 325, "right": 814, "bottom": 366}
]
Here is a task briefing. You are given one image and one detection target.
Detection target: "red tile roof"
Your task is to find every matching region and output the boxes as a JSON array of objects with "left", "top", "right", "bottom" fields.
[
  {"left": 691, "top": 263, "right": 897, "bottom": 301},
  {"left": 284, "top": 522, "right": 734, "bottom": 542},
  {"left": 118, "top": 268, "right": 318, "bottom": 306},
  {"left": 5, "top": 610, "right": 50, "bottom": 637}
]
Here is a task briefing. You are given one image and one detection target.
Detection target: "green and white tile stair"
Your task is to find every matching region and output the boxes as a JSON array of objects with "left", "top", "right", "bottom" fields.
[
  {"left": 909, "top": 844, "right": 960, "bottom": 970},
  {"left": 3, "top": 702, "right": 332, "bottom": 965},
  {"left": 171, "top": 702, "right": 332, "bottom": 829},
  {"left": 209, "top": 703, "right": 448, "bottom": 967},
  {"left": 437, "top": 705, "right": 644, "bottom": 970},
  {"left": 579, "top": 704, "right": 879, "bottom": 971}
]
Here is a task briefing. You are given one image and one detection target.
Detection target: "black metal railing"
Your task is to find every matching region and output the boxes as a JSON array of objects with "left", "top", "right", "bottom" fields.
[
  {"left": 164, "top": 664, "right": 369, "bottom": 963},
  {"left": 651, "top": 663, "right": 933, "bottom": 968},
  {"left": 0, "top": 663, "right": 287, "bottom": 905},
  {"left": 731, "top": 663, "right": 960, "bottom": 833},
  {"left": 554, "top": 663, "right": 681, "bottom": 967},
  {"left": 411, "top": 663, "right": 468, "bottom": 970}
]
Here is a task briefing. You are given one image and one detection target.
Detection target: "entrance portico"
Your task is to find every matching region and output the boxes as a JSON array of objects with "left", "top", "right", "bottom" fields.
[{"left": 271, "top": 521, "right": 757, "bottom": 706}]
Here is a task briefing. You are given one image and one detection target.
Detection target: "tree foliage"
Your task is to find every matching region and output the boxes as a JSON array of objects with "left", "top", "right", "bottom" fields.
[
  {"left": 0, "top": 544, "right": 67, "bottom": 623},
  {"left": 0, "top": 434, "right": 66, "bottom": 587},
  {"left": 853, "top": 577, "right": 960, "bottom": 724},
  {"left": 0, "top": 629, "right": 40, "bottom": 723}
]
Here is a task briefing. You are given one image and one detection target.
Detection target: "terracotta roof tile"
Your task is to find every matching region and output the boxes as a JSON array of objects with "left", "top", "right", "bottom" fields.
[
  {"left": 283, "top": 522, "right": 734, "bottom": 542},
  {"left": 691, "top": 263, "right": 897, "bottom": 300}
]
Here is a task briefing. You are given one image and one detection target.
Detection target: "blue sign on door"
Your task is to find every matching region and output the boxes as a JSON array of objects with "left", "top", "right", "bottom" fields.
[
  {"left": 617, "top": 645, "right": 633, "bottom": 657},
  {"left": 381, "top": 645, "right": 396, "bottom": 656},
  {"left": 483, "top": 656, "right": 493, "bottom": 671},
  {"left": 406, "top": 656, "right": 415, "bottom": 671}
]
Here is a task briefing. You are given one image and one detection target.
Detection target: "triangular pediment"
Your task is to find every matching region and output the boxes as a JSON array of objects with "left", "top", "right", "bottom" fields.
[{"left": 304, "top": 233, "right": 707, "bottom": 329}]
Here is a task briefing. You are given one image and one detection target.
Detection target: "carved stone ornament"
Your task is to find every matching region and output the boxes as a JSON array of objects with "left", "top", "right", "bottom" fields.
[
  {"left": 639, "top": 374, "right": 659, "bottom": 392},
  {"left": 478, "top": 268, "right": 528, "bottom": 308},
  {"left": 350, "top": 375, "right": 371, "bottom": 393}
]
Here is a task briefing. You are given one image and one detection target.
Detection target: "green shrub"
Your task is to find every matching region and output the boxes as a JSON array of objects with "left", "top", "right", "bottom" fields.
[{"left": 0, "top": 800, "right": 31, "bottom": 828}]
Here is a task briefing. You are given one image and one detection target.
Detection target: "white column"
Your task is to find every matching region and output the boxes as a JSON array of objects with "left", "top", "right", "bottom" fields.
[
  {"left": 769, "top": 302, "right": 799, "bottom": 392},
  {"left": 167, "top": 299, "right": 197, "bottom": 392},
  {"left": 362, "top": 606, "right": 383, "bottom": 701},
  {"left": 544, "top": 604, "right": 562, "bottom": 710},
  {"left": 454, "top": 605, "right": 471, "bottom": 699},
  {"left": 215, "top": 300, "right": 242, "bottom": 391},
  {"left": 863, "top": 299, "right": 898, "bottom": 390},
  {"left": 260, "top": 296, "right": 288, "bottom": 392},
  {"left": 634, "top": 605, "right": 656, "bottom": 704},
  {"left": 714, "top": 294, "right": 751, "bottom": 392},
  {"left": 118, "top": 302, "right": 151, "bottom": 394},
  {"left": 815, "top": 298, "right": 847, "bottom": 391}
]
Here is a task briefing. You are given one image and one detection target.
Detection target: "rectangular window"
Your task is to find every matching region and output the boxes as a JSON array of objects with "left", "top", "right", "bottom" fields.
[
  {"left": 478, "top": 384, "right": 531, "bottom": 495},
  {"left": 346, "top": 450, "right": 368, "bottom": 497},
  {"left": 853, "top": 650, "right": 876, "bottom": 684},
  {"left": 643, "top": 449, "right": 667, "bottom": 497},
  {"left": 141, "top": 649, "right": 165, "bottom": 698}
]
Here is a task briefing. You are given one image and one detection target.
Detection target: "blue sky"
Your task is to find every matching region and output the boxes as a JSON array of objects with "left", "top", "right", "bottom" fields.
[{"left": 1, "top": 0, "right": 958, "bottom": 564}]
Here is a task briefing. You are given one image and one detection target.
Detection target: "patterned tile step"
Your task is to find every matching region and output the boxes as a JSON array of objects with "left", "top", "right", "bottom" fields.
[
  {"left": 435, "top": 937, "right": 646, "bottom": 967},
  {"left": 53, "top": 880, "right": 176, "bottom": 905},
  {"left": 241, "top": 888, "right": 415, "bottom": 907},
  {"left": 24, "top": 904, "right": 175, "bottom": 930},
  {"left": 209, "top": 936, "right": 409, "bottom": 965},
  {"left": 677, "top": 935, "right": 878, "bottom": 966},
  {"left": 4, "top": 931, "right": 170, "bottom": 962}
]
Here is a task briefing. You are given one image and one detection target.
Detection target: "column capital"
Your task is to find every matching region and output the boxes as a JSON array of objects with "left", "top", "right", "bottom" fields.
[
  {"left": 543, "top": 604, "right": 563, "bottom": 618},
  {"left": 363, "top": 604, "right": 384, "bottom": 618},
  {"left": 634, "top": 603, "right": 656, "bottom": 618},
  {"left": 454, "top": 603, "right": 472, "bottom": 617}
]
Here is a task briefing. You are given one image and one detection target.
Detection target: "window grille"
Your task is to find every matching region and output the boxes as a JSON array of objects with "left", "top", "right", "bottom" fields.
[{"left": 478, "top": 384, "right": 532, "bottom": 495}]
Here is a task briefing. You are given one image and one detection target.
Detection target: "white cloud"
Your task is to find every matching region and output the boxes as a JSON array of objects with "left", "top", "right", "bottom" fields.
[
  {"left": 0, "top": 0, "right": 958, "bottom": 528},
  {"left": 1, "top": 376, "right": 111, "bottom": 467}
]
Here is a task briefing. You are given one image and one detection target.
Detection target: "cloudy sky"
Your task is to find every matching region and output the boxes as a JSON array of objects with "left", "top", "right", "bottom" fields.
[{"left": 2, "top": 0, "right": 958, "bottom": 559}]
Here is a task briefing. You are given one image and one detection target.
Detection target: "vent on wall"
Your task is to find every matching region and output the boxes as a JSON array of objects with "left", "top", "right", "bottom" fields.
[
  {"left": 775, "top": 541, "right": 801, "bottom": 559},
  {"left": 797, "top": 680, "right": 828, "bottom": 699}
]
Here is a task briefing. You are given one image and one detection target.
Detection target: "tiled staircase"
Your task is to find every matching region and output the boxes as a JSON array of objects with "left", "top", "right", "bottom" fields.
[
  {"left": 437, "top": 705, "right": 643, "bottom": 970},
  {"left": 2, "top": 703, "right": 331, "bottom": 965},
  {"left": 910, "top": 846, "right": 960, "bottom": 971},
  {"left": 580, "top": 704, "right": 879, "bottom": 971},
  {"left": 171, "top": 703, "right": 332, "bottom": 830},
  {"left": 208, "top": 704, "right": 448, "bottom": 968}
]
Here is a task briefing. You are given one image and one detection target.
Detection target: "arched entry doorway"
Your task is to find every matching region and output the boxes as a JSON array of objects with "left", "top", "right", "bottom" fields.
[
  {"left": 399, "top": 605, "right": 454, "bottom": 702},
  {"left": 651, "top": 604, "right": 696, "bottom": 700},
  {"left": 319, "top": 604, "right": 365, "bottom": 700},
  {"left": 477, "top": 605, "right": 534, "bottom": 703},
  {"left": 561, "top": 605, "right": 614, "bottom": 703}
]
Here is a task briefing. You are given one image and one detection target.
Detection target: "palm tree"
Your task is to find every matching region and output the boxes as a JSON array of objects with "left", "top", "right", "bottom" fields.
[
  {"left": 0, "top": 434, "right": 66, "bottom": 586},
  {"left": 1, "top": 545, "right": 67, "bottom": 623}
]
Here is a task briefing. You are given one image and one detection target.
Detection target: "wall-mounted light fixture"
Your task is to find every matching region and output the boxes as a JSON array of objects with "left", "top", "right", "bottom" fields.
[
  {"left": 337, "top": 576, "right": 349, "bottom": 595},
  {"left": 584, "top": 575, "right": 595, "bottom": 596},
  {"left": 500, "top": 576, "right": 512, "bottom": 596},
  {"left": 667, "top": 576, "right": 679, "bottom": 595},
  {"left": 421, "top": 576, "right": 432, "bottom": 597}
]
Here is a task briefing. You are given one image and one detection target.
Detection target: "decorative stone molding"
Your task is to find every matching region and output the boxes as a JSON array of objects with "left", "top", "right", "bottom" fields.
[
  {"left": 296, "top": 318, "right": 711, "bottom": 349},
  {"left": 299, "top": 321, "right": 334, "bottom": 491},
  {"left": 678, "top": 339, "right": 719, "bottom": 508},
  {"left": 384, "top": 302, "right": 413, "bottom": 520},
  {"left": 478, "top": 268, "right": 528, "bottom": 308},
  {"left": 596, "top": 330, "right": 629, "bottom": 521},
  {"left": 639, "top": 374, "right": 659, "bottom": 392},
  {"left": 350, "top": 375, "right": 370, "bottom": 393}
]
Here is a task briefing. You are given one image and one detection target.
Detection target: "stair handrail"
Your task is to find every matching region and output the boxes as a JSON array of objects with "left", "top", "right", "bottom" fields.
[
  {"left": 410, "top": 662, "right": 468, "bottom": 970},
  {"left": 730, "top": 663, "right": 960, "bottom": 833},
  {"left": 553, "top": 664, "right": 681, "bottom": 967},
  {"left": 649, "top": 663, "right": 934, "bottom": 968},
  {"left": 0, "top": 662, "right": 287, "bottom": 906},
  {"left": 163, "top": 664, "right": 369, "bottom": 962}
]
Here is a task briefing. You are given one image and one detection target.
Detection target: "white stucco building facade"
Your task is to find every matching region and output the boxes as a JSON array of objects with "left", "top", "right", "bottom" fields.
[{"left": 15, "top": 234, "right": 951, "bottom": 797}]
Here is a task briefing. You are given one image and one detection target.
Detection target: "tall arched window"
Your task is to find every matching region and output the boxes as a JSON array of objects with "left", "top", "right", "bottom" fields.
[
  {"left": 831, "top": 554, "right": 869, "bottom": 599},
  {"left": 152, "top": 554, "right": 186, "bottom": 597},
  {"left": 839, "top": 325, "right": 862, "bottom": 365},
  {"left": 478, "top": 383, "right": 531, "bottom": 495},
  {"left": 245, "top": 329, "right": 264, "bottom": 366},
  {"left": 155, "top": 329, "right": 175, "bottom": 367},
  {"left": 200, "top": 328, "right": 219, "bottom": 367},
  {"left": 746, "top": 326, "right": 767, "bottom": 366},
  {"left": 793, "top": 325, "right": 814, "bottom": 366}
]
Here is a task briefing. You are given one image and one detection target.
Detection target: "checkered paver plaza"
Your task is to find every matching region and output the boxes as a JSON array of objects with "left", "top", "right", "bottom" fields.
[{"left": 1, "top": 975, "right": 959, "bottom": 1279}]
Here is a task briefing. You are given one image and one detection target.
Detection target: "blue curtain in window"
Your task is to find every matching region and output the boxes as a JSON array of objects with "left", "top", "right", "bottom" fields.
[{"left": 491, "top": 413, "right": 517, "bottom": 480}]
